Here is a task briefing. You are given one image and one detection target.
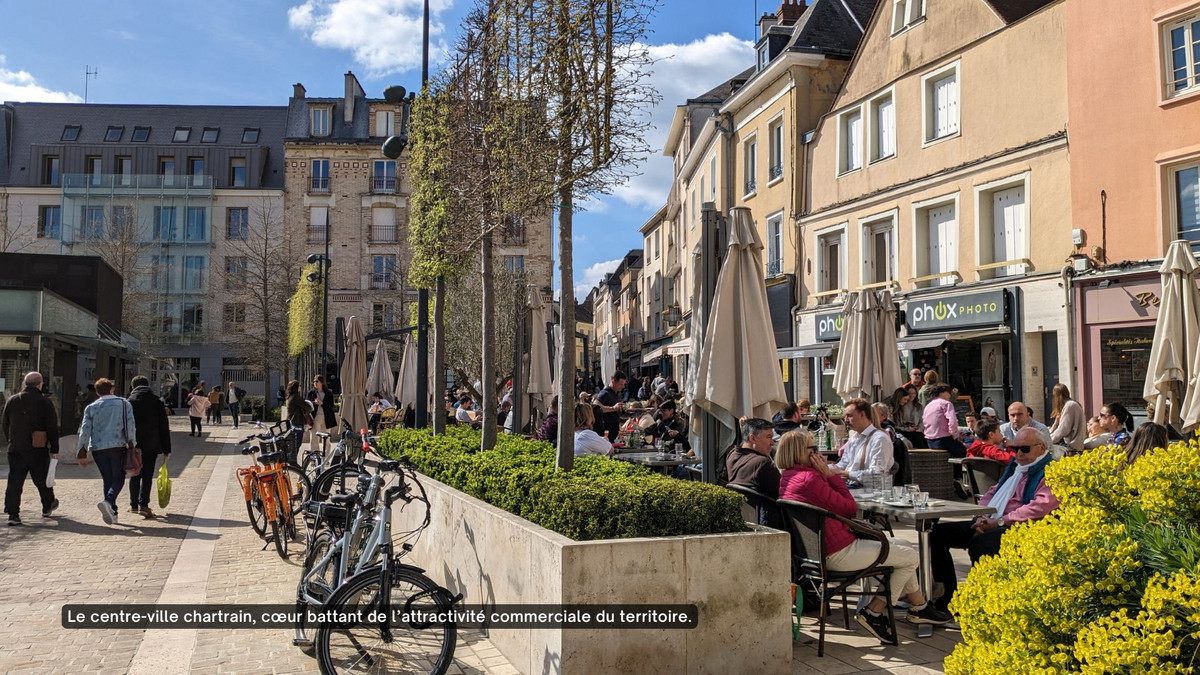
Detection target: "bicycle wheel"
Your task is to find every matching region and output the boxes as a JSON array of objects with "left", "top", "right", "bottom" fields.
[
  {"left": 296, "top": 529, "right": 340, "bottom": 652},
  {"left": 316, "top": 569, "right": 456, "bottom": 675},
  {"left": 246, "top": 481, "right": 268, "bottom": 536},
  {"left": 273, "top": 479, "right": 290, "bottom": 559},
  {"left": 285, "top": 463, "right": 313, "bottom": 533},
  {"left": 311, "top": 462, "right": 357, "bottom": 502}
]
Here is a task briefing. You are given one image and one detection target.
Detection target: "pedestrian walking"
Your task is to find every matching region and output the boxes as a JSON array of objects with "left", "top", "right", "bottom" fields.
[
  {"left": 1, "top": 372, "right": 60, "bottom": 525},
  {"left": 186, "top": 386, "right": 210, "bottom": 436},
  {"left": 127, "top": 376, "right": 171, "bottom": 518},
  {"left": 77, "top": 378, "right": 137, "bottom": 525},
  {"left": 226, "top": 381, "right": 246, "bottom": 429},
  {"left": 307, "top": 375, "right": 336, "bottom": 455},
  {"left": 208, "top": 386, "right": 224, "bottom": 425}
]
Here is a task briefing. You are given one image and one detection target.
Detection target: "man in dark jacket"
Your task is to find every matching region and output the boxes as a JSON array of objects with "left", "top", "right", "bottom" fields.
[
  {"left": 2, "top": 372, "right": 59, "bottom": 524},
  {"left": 652, "top": 401, "right": 690, "bottom": 452},
  {"left": 725, "top": 418, "right": 782, "bottom": 528},
  {"left": 127, "top": 375, "right": 172, "bottom": 518}
]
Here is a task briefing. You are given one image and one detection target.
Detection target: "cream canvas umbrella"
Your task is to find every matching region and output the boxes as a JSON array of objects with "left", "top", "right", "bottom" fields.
[
  {"left": 873, "top": 289, "right": 905, "bottom": 397},
  {"left": 338, "top": 316, "right": 370, "bottom": 434},
  {"left": 836, "top": 290, "right": 904, "bottom": 400},
  {"left": 366, "top": 339, "right": 394, "bottom": 400},
  {"left": 833, "top": 291, "right": 868, "bottom": 399},
  {"left": 394, "top": 335, "right": 417, "bottom": 409},
  {"left": 1153, "top": 240, "right": 1200, "bottom": 429},
  {"left": 692, "top": 206, "right": 788, "bottom": 455},
  {"left": 527, "top": 287, "right": 553, "bottom": 414}
]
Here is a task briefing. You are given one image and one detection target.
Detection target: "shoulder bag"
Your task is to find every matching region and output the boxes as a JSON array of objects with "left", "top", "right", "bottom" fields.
[{"left": 123, "top": 402, "right": 143, "bottom": 476}]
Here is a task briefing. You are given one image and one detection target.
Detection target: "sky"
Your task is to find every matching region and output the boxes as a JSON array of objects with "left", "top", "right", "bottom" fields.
[{"left": 1, "top": 0, "right": 763, "bottom": 300}]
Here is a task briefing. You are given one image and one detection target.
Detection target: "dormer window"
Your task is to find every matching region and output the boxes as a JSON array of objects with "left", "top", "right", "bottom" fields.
[
  {"left": 758, "top": 45, "right": 770, "bottom": 71},
  {"left": 891, "top": 0, "right": 925, "bottom": 34},
  {"left": 201, "top": 127, "right": 219, "bottom": 143},
  {"left": 311, "top": 107, "right": 331, "bottom": 136},
  {"left": 241, "top": 128, "right": 260, "bottom": 143},
  {"left": 61, "top": 125, "right": 81, "bottom": 141},
  {"left": 173, "top": 127, "right": 191, "bottom": 142},
  {"left": 131, "top": 127, "right": 151, "bottom": 142},
  {"left": 105, "top": 126, "right": 124, "bottom": 142}
]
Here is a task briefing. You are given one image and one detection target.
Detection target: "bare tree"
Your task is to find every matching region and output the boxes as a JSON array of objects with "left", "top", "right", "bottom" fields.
[
  {"left": 76, "top": 200, "right": 159, "bottom": 339},
  {"left": 0, "top": 195, "right": 34, "bottom": 253},
  {"left": 442, "top": 267, "right": 526, "bottom": 404}
]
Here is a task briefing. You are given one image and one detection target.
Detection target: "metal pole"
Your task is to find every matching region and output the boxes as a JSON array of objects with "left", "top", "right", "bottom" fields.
[
  {"left": 699, "top": 203, "right": 722, "bottom": 483},
  {"left": 321, "top": 210, "right": 331, "bottom": 381},
  {"left": 413, "top": 0, "right": 432, "bottom": 429}
]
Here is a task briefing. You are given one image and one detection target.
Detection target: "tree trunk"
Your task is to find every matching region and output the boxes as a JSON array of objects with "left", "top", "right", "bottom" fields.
[
  {"left": 555, "top": 182, "right": 576, "bottom": 470},
  {"left": 480, "top": 232, "right": 497, "bottom": 451},
  {"left": 432, "top": 276, "right": 447, "bottom": 433}
]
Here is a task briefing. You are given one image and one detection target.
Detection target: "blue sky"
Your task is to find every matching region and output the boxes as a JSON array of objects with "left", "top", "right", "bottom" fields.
[{"left": 1, "top": 0, "right": 763, "bottom": 299}]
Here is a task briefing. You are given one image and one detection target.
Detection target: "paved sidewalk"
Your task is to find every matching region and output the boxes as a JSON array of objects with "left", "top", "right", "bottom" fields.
[{"left": 0, "top": 418, "right": 515, "bottom": 674}]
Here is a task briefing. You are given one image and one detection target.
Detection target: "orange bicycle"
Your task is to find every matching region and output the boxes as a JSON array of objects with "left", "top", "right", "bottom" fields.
[{"left": 236, "top": 424, "right": 311, "bottom": 559}]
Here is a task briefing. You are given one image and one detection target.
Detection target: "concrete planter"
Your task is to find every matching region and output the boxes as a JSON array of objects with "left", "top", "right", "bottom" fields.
[{"left": 392, "top": 472, "right": 793, "bottom": 675}]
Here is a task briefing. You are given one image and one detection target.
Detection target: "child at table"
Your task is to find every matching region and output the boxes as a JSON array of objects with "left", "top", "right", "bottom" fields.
[{"left": 775, "top": 430, "right": 952, "bottom": 644}]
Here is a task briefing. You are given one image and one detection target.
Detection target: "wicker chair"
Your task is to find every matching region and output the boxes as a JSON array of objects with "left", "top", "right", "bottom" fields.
[
  {"left": 960, "top": 457, "right": 1007, "bottom": 503},
  {"left": 377, "top": 407, "right": 398, "bottom": 430},
  {"left": 777, "top": 498, "right": 898, "bottom": 656},
  {"left": 724, "top": 482, "right": 781, "bottom": 529}
]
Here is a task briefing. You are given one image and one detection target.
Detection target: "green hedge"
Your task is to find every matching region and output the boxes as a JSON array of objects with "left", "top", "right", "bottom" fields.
[
  {"left": 377, "top": 427, "right": 748, "bottom": 541},
  {"left": 242, "top": 396, "right": 279, "bottom": 422}
]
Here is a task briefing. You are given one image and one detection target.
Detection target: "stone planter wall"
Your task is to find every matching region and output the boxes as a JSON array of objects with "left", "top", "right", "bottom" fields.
[{"left": 392, "top": 473, "right": 793, "bottom": 675}]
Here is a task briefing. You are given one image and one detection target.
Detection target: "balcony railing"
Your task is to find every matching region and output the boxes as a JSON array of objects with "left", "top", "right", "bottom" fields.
[
  {"left": 370, "top": 273, "right": 395, "bottom": 290},
  {"left": 370, "top": 176, "right": 398, "bottom": 194},
  {"left": 744, "top": 179, "right": 757, "bottom": 195},
  {"left": 769, "top": 164, "right": 783, "bottom": 181},
  {"left": 310, "top": 176, "right": 330, "bottom": 193},
  {"left": 766, "top": 258, "right": 782, "bottom": 277},
  {"left": 62, "top": 173, "right": 213, "bottom": 194},
  {"left": 370, "top": 226, "right": 397, "bottom": 244},
  {"left": 307, "top": 226, "right": 327, "bottom": 244}
]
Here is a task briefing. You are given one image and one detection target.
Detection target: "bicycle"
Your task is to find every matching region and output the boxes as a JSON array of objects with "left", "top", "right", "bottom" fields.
[
  {"left": 313, "top": 452, "right": 461, "bottom": 674},
  {"left": 236, "top": 423, "right": 312, "bottom": 558}
]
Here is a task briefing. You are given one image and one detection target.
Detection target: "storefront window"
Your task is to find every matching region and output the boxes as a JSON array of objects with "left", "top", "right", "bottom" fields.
[{"left": 1098, "top": 326, "right": 1155, "bottom": 416}]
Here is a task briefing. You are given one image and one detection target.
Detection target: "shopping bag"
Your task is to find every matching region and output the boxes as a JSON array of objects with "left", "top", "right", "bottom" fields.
[
  {"left": 157, "top": 464, "right": 172, "bottom": 509},
  {"left": 45, "top": 458, "right": 58, "bottom": 488}
]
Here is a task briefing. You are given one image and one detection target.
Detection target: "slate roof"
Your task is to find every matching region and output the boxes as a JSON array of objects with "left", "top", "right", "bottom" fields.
[
  {"left": 693, "top": 67, "right": 757, "bottom": 103},
  {"left": 786, "top": 0, "right": 876, "bottom": 58},
  {"left": 283, "top": 95, "right": 378, "bottom": 143},
  {"left": 0, "top": 101, "right": 287, "bottom": 187},
  {"left": 985, "top": 0, "right": 1057, "bottom": 24}
]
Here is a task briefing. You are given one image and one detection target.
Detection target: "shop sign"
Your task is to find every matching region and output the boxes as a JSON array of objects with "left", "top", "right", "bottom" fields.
[
  {"left": 1104, "top": 336, "right": 1153, "bottom": 348},
  {"left": 905, "top": 289, "right": 1007, "bottom": 333},
  {"left": 815, "top": 311, "right": 844, "bottom": 341}
]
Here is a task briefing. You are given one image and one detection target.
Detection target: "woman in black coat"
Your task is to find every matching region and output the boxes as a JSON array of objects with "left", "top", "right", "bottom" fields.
[{"left": 306, "top": 375, "right": 337, "bottom": 453}]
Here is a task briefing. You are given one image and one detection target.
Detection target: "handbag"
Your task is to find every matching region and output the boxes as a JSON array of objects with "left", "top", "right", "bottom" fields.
[
  {"left": 122, "top": 402, "right": 143, "bottom": 477},
  {"left": 32, "top": 430, "right": 48, "bottom": 449}
]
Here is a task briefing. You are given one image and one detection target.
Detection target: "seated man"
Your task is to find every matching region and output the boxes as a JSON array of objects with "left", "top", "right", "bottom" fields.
[
  {"left": 830, "top": 398, "right": 894, "bottom": 485},
  {"left": 773, "top": 401, "right": 804, "bottom": 438},
  {"left": 999, "top": 401, "right": 1049, "bottom": 441},
  {"left": 725, "top": 418, "right": 781, "bottom": 527},
  {"left": 652, "top": 400, "right": 690, "bottom": 452},
  {"left": 930, "top": 426, "right": 1059, "bottom": 612},
  {"left": 455, "top": 396, "right": 482, "bottom": 429},
  {"left": 367, "top": 392, "right": 394, "bottom": 433}
]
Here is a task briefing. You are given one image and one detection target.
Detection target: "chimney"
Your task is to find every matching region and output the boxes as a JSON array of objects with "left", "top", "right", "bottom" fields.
[
  {"left": 293, "top": 83, "right": 306, "bottom": 99},
  {"left": 778, "top": 0, "right": 807, "bottom": 26},
  {"left": 758, "top": 12, "right": 779, "bottom": 38},
  {"left": 344, "top": 71, "right": 365, "bottom": 124}
]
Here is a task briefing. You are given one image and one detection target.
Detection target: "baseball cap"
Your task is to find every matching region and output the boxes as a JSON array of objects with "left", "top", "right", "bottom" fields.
[{"left": 979, "top": 406, "right": 997, "bottom": 417}]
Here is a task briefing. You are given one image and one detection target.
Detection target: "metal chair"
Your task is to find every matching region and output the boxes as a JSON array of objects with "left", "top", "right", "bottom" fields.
[
  {"left": 960, "top": 457, "right": 1006, "bottom": 503},
  {"left": 724, "top": 482, "right": 781, "bottom": 529},
  {"left": 777, "top": 498, "right": 898, "bottom": 656}
]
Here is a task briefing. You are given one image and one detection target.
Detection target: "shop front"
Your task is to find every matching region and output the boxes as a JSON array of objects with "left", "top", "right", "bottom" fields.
[
  {"left": 899, "top": 288, "right": 1017, "bottom": 417},
  {"left": 1074, "top": 269, "right": 1160, "bottom": 423},
  {"left": 780, "top": 310, "right": 843, "bottom": 406}
]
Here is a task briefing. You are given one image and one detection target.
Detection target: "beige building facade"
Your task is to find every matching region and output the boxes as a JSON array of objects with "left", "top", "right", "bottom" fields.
[{"left": 795, "top": 0, "right": 1073, "bottom": 419}]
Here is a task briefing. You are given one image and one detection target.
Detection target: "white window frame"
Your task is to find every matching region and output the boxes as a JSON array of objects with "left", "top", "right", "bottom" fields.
[
  {"left": 766, "top": 210, "right": 785, "bottom": 277},
  {"left": 758, "top": 45, "right": 770, "bottom": 71},
  {"left": 858, "top": 210, "right": 898, "bottom": 288},
  {"left": 911, "top": 193, "right": 961, "bottom": 288},
  {"left": 891, "top": 0, "right": 926, "bottom": 35},
  {"left": 974, "top": 172, "right": 1032, "bottom": 280},
  {"left": 311, "top": 106, "right": 331, "bottom": 137},
  {"left": 690, "top": 189, "right": 697, "bottom": 230},
  {"left": 767, "top": 112, "right": 785, "bottom": 186},
  {"left": 815, "top": 224, "right": 848, "bottom": 303},
  {"left": 837, "top": 105, "right": 864, "bottom": 175},
  {"left": 1160, "top": 7, "right": 1200, "bottom": 102},
  {"left": 868, "top": 88, "right": 896, "bottom": 163},
  {"left": 375, "top": 110, "right": 396, "bottom": 137},
  {"left": 743, "top": 133, "right": 759, "bottom": 198},
  {"left": 1167, "top": 157, "right": 1200, "bottom": 247},
  {"left": 921, "top": 61, "right": 961, "bottom": 146},
  {"left": 708, "top": 155, "right": 717, "bottom": 202}
]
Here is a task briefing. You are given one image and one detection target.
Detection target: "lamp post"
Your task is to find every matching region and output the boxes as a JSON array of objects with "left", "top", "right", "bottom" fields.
[{"left": 307, "top": 228, "right": 331, "bottom": 383}]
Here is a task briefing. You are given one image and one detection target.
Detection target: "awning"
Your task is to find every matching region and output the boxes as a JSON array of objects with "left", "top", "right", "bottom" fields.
[
  {"left": 666, "top": 339, "right": 692, "bottom": 356},
  {"left": 643, "top": 345, "right": 667, "bottom": 361},
  {"left": 897, "top": 326, "right": 1011, "bottom": 351},
  {"left": 777, "top": 344, "right": 833, "bottom": 359}
]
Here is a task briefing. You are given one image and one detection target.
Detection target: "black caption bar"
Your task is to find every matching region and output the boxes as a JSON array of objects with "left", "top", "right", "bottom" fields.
[{"left": 62, "top": 604, "right": 699, "bottom": 629}]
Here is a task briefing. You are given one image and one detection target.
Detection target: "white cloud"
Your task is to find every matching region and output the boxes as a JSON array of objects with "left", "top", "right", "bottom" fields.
[
  {"left": 0, "top": 56, "right": 82, "bottom": 103},
  {"left": 287, "top": 0, "right": 452, "bottom": 77},
  {"left": 574, "top": 258, "right": 623, "bottom": 301},
  {"left": 607, "top": 33, "right": 754, "bottom": 210}
]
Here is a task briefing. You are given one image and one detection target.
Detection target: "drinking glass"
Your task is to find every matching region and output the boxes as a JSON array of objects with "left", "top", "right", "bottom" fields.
[
  {"left": 914, "top": 491, "right": 930, "bottom": 510},
  {"left": 891, "top": 486, "right": 906, "bottom": 501}
]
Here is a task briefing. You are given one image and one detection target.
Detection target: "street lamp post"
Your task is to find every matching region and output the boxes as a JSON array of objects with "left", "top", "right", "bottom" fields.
[{"left": 307, "top": 217, "right": 331, "bottom": 383}]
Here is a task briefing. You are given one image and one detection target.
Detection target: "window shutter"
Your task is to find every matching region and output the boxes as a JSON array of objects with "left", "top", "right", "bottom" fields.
[
  {"left": 878, "top": 97, "right": 895, "bottom": 158},
  {"left": 892, "top": 0, "right": 907, "bottom": 32},
  {"left": 945, "top": 76, "right": 959, "bottom": 135}
]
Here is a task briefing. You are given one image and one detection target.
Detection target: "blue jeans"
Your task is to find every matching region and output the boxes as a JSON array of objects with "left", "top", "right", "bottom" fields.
[
  {"left": 927, "top": 436, "right": 967, "bottom": 459},
  {"left": 228, "top": 402, "right": 240, "bottom": 428},
  {"left": 92, "top": 448, "right": 126, "bottom": 514},
  {"left": 128, "top": 451, "right": 161, "bottom": 509}
]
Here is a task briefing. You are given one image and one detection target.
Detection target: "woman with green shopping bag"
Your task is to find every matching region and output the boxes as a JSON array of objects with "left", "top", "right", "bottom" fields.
[{"left": 127, "top": 375, "right": 172, "bottom": 518}]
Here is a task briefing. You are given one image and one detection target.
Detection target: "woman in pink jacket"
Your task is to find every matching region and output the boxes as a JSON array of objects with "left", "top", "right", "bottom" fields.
[
  {"left": 775, "top": 430, "right": 950, "bottom": 644},
  {"left": 185, "top": 386, "right": 210, "bottom": 437}
]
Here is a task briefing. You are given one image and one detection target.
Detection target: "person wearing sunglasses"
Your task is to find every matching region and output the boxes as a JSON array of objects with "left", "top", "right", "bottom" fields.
[{"left": 928, "top": 426, "right": 1059, "bottom": 614}]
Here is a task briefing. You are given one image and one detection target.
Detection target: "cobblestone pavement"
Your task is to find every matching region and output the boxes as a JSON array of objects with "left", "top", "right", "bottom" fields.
[{"left": 0, "top": 417, "right": 515, "bottom": 675}]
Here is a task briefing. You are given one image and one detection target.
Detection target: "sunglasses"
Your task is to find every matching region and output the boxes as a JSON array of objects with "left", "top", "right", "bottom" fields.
[{"left": 1010, "top": 444, "right": 1041, "bottom": 454}]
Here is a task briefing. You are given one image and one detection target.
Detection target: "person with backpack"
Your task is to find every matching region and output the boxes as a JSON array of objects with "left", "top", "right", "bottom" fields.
[
  {"left": 1, "top": 372, "right": 60, "bottom": 525},
  {"left": 127, "top": 375, "right": 172, "bottom": 518}
]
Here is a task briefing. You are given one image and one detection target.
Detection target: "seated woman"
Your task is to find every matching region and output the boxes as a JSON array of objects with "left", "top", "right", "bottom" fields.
[
  {"left": 965, "top": 420, "right": 1015, "bottom": 463},
  {"left": 1097, "top": 402, "right": 1134, "bottom": 447},
  {"left": 1125, "top": 421, "right": 1168, "bottom": 464},
  {"left": 1082, "top": 415, "right": 1111, "bottom": 449},
  {"left": 572, "top": 402, "right": 612, "bottom": 457},
  {"left": 775, "top": 430, "right": 951, "bottom": 645}
]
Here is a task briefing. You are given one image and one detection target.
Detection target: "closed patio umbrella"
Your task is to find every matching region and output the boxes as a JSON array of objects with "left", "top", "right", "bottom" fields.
[
  {"left": 1153, "top": 241, "right": 1200, "bottom": 429},
  {"left": 833, "top": 291, "right": 867, "bottom": 400},
  {"left": 366, "top": 339, "right": 394, "bottom": 401},
  {"left": 338, "top": 316, "right": 370, "bottom": 434},
  {"left": 394, "top": 335, "right": 417, "bottom": 410},
  {"left": 691, "top": 206, "right": 788, "bottom": 457},
  {"left": 836, "top": 290, "right": 904, "bottom": 401},
  {"left": 527, "top": 287, "right": 553, "bottom": 414}
]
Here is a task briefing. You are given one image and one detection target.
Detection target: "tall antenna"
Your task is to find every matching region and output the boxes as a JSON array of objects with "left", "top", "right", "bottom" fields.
[{"left": 85, "top": 66, "right": 99, "bottom": 103}]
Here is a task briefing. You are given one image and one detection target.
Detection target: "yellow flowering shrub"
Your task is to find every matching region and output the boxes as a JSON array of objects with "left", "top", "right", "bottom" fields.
[{"left": 946, "top": 441, "right": 1200, "bottom": 673}]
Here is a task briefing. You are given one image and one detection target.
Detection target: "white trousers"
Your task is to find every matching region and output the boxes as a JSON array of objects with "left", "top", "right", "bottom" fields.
[
  {"left": 825, "top": 537, "right": 920, "bottom": 606},
  {"left": 309, "top": 414, "right": 328, "bottom": 453}
]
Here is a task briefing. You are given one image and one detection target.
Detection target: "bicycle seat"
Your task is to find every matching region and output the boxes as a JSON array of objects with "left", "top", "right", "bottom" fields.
[
  {"left": 330, "top": 492, "right": 360, "bottom": 506},
  {"left": 240, "top": 447, "right": 256, "bottom": 455},
  {"left": 315, "top": 431, "right": 330, "bottom": 440},
  {"left": 258, "top": 451, "right": 286, "bottom": 465}
]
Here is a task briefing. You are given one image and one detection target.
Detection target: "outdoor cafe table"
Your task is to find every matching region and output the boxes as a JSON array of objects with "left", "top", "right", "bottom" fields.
[
  {"left": 612, "top": 450, "right": 699, "bottom": 473},
  {"left": 849, "top": 489, "right": 994, "bottom": 636}
]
